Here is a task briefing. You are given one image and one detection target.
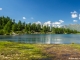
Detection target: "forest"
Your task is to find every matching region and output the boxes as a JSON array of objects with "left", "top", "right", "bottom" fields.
[{"left": 0, "top": 16, "right": 79, "bottom": 35}]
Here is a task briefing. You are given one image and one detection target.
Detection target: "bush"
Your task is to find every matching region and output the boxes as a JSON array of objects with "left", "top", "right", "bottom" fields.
[{"left": 0, "top": 30, "right": 4, "bottom": 35}]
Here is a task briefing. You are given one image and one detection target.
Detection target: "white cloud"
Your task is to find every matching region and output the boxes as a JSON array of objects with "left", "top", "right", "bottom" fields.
[
  {"left": 52, "top": 20, "right": 64, "bottom": 28},
  {"left": 79, "top": 17, "right": 80, "bottom": 20},
  {"left": 79, "top": 14, "right": 80, "bottom": 20},
  {"left": 31, "top": 17, "right": 34, "bottom": 19},
  {"left": 35, "top": 21, "right": 41, "bottom": 24},
  {"left": 59, "top": 20, "right": 64, "bottom": 23},
  {"left": 71, "top": 11, "right": 77, "bottom": 14},
  {"left": 52, "top": 23, "right": 62, "bottom": 28},
  {"left": 71, "top": 11, "right": 78, "bottom": 18},
  {"left": 71, "top": 14, "right": 77, "bottom": 18},
  {"left": 0, "top": 8, "right": 2, "bottom": 10},
  {"left": 57, "top": 25, "right": 62, "bottom": 28},
  {"left": 73, "top": 20, "right": 77, "bottom": 22},
  {"left": 52, "top": 20, "right": 64, "bottom": 25},
  {"left": 52, "top": 22, "right": 61, "bottom": 28},
  {"left": 52, "top": 22, "right": 61, "bottom": 25},
  {"left": 23, "top": 17, "right": 26, "bottom": 20},
  {"left": 43, "top": 21, "right": 51, "bottom": 26},
  {"left": 52, "top": 24, "right": 55, "bottom": 27}
]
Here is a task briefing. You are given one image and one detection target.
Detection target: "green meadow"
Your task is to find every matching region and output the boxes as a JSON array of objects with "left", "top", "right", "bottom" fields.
[{"left": 0, "top": 41, "right": 80, "bottom": 60}]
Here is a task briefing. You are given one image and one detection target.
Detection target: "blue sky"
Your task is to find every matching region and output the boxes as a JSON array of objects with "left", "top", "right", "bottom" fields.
[{"left": 0, "top": 0, "right": 80, "bottom": 26}]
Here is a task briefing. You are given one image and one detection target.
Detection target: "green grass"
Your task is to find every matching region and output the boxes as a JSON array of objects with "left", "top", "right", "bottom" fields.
[
  {"left": 0, "top": 41, "right": 80, "bottom": 60},
  {"left": 70, "top": 44, "right": 80, "bottom": 50},
  {"left": 0, "top": 41, "right": 47, "bottom": 60}
]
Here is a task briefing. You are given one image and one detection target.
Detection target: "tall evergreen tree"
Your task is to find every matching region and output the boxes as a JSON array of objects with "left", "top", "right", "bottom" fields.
[
  {"left": 4, "top": 20, "right": 12, "bottom": 34},
  {"left": 17, "top": 20, "right": 22, "bottom": 31},
  {"left": 12, "top": 23, "right": 18, "bottom": 32}
]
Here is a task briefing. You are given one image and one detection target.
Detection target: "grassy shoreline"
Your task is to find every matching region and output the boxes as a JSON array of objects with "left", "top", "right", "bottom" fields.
[{"left": 0, "top": 41, "right": 80, "bottom": 60}]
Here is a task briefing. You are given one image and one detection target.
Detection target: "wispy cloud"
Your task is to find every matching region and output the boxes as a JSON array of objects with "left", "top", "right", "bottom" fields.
[
  {"left": 43, "top": 21, "right": 51, "bottom": 26},
  {"left": 59, "top": 20, "right": 64, "bottom": 23},
  {"left": 71, "top": 11, "right": 77, "bottom": 14},
  {"left": 35, "top": 21, "right": 41, "bottom": 24},
  {"left": 56, "top": 25, "right": 62, "bottom": 28},
  {"left": 42, "top": 19, "right": 64, "bottom": 28},
  {"left": 31, "top": 17, "right": 34, "bottom": 19},
  {"left": 52, "top": 22, "right": 62, "bottom": 28},
  {"left": 0, "top": 8, "right": 2, "bottom": 10},
  {"left": 52, "top": 20, "right": 64, "bottom": 28},
  {"left": 73, "top": 20, "right": 77, "bottom": 22},
  {"left": 52, "top": 22, "right": 61, "bottom": 25},
  {"left": 23, "top": 17, "right": 26, "bottom": 20},
  {"left": 52, "top": 20, "right": 64, "bottom": 25},
  {"left": 71, "top": 11, "right": 78, "bottom": 18}
]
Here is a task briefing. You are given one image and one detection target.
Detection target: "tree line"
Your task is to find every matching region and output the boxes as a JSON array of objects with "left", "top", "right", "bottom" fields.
[{"left": 0, "top": 16, "right": 79, "bottom": 35}]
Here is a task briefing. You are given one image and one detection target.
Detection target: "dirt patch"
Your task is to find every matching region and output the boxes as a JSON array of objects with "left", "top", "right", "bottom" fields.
[{"left": 39, "top": 44, "right": 80, "bottom": 60}]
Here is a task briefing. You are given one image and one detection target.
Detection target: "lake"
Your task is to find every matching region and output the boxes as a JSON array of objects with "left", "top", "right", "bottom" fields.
[{"left": 0, "top": 34, "right": 80, "bottom": 44}]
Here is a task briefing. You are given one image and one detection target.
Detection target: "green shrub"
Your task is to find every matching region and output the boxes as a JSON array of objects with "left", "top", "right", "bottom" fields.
[{"left": 0, "top": 30, "right": 4, "bottom": 35}]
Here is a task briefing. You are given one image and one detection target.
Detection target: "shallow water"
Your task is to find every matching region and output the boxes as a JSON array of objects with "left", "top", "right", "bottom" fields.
[{"left": 0, "top": 34, "right": 80, "bottom": 44}]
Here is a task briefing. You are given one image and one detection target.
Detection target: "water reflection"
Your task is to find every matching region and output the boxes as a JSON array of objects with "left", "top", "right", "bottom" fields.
[
  {"left": 0, "top": 34, "right": 80, "bottom": 44},
  {"left": 44, "top": 34, "right": 51, "bottom": 44},
  {"left": 54, "top": 38, "right": 62, "bottom": 44}
]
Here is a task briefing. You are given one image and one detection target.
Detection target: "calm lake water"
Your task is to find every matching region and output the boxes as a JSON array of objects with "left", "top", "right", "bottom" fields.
[{"left": 0, "top": 34, "right": 80, "bottom": 44}]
